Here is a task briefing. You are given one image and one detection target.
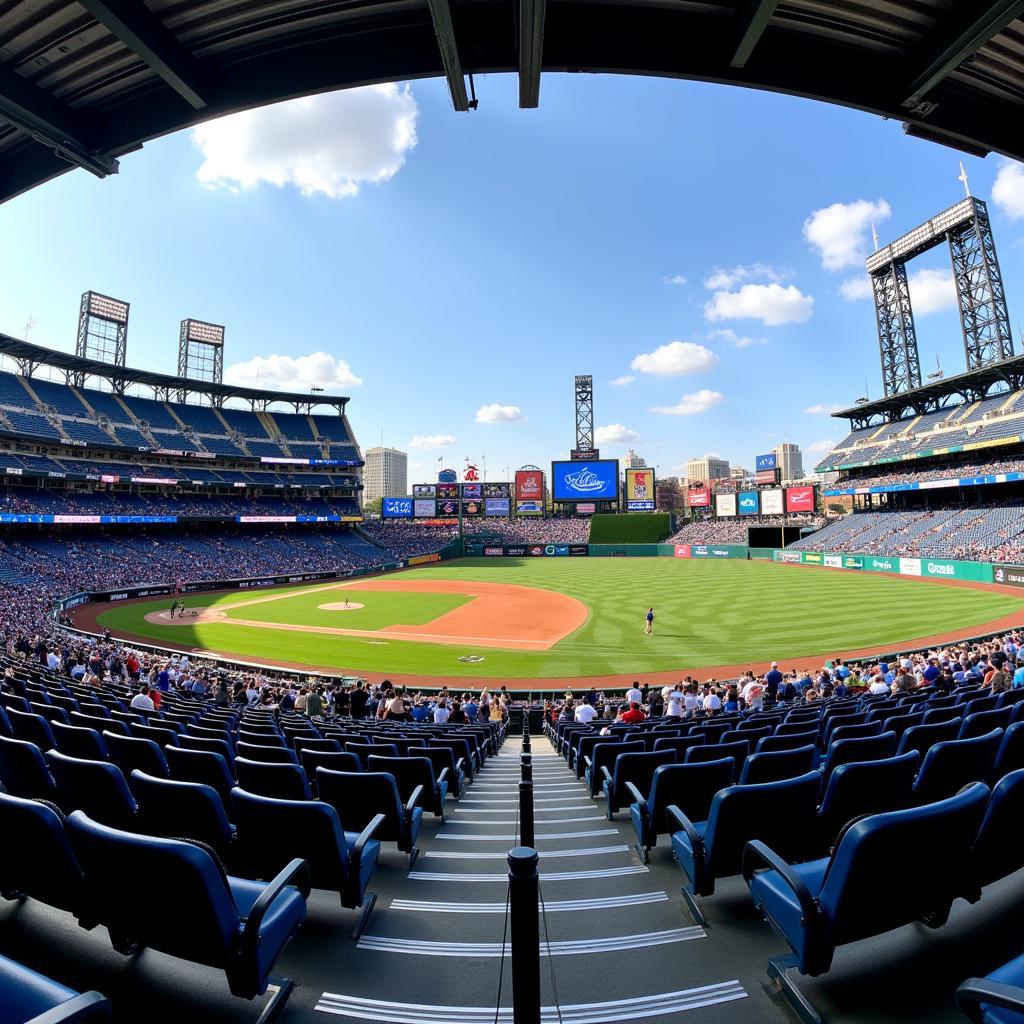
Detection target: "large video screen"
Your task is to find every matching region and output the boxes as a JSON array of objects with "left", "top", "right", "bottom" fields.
[
  {"left": 412, "top": 484, "right": 436, "bottom": 498},
  {"left": 437, "top": 483, "right": 459, "bottom": 499},
  {"left": 485, "top": 497, "right": 510, "bottom": 516},
  {"left": 437, "top": 498, "right": 459, "bottom": 516},
  {"left": 483, "top": 483, "right": 509, "bottom": 498},
  {"left": 551, "top": 460, "right": 619, "bottom": 502},
  {"left": 462, "top": 499, "right": 483, "bottom": 516},
  {"left": 462, "top": 483, "right": 482, "bottom": 499},
  {"left": 382, "top": 497, "right": 413, "bottom": 518},
  {"left": 413, "top": 498, "right": 436, "bottom": 517}
]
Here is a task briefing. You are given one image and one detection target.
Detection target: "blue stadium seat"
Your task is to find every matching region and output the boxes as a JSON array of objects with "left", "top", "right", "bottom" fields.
[
  {"left": 367, "top": 754, "right": 448, "bottom": 819},
  {"left": 601, "top": 749, "right": 676, "bottom": 819},
  {"left": 739, "top": 745, "right": 816, "bottom": 785},
  {"left": 958, "top": 954, "right": 1024, "bottom": 1024},
  {"left": 0, "top": 952, "right": 109, "bottom": 1024},
  {"left": 132, "top": 771, "right": 235, "bottom": 860}
]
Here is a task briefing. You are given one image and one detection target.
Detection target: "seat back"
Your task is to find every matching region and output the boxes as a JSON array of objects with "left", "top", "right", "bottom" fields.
[
  {"left": 589, "top": 740, "right": 645, "bottom": 781},
  {"left": 828, "top": 721, "right": 882, "bottom": 744},
  {"left": 963, "top": 694, "right": 1001, "bottom": 717},
  {"left": 29, "top": 701, "right": 70, "bottom": 725},
  {"left": 45, "top": 750, "right": 137, "bottom": 828},
  {"left": 132, "top": 771, "right": 233, "bottom": 856},
  {"left": 367, "top": 755, "right": 435, "bottom": 805},
  {"left": 405, "top": 746, "right": 458, "bottom": 788},
  {"left": 345, "top": 742, "right": 400, "bottom": 768},
  {"left": 0, "top": 735, "right": 56, "bottom": 799},
  {"left": 723, "top": 725, "right": 772, "bottom": 748},
  {"left": 51, "top": 721, "right": 108, "bottom": 761},
  {"left": 756, "top": 732, "right": 817, "bottom": 754},
  {"left": 776, "top": 721, "right": 820, "bottom": 737},
  {"left": 0, "top": 791, "right": 84, "bottom": 912},
  {"left": 896, "top": 719, "right": 961, "bottom": 760},
  {"left": 104, "top": 732, "right": 170, "bottom": 784},
  {"left": 236, "top": 741, "right": 299, "bottom": 764},
  {"left": 959, "top": 706, "right": 1013, "bottom": 740},
  {"left": 647, "top": 759, "right": 733, "bottom": 834},
  {"left": 922, "top": 706, "right": 963, "bottom": 726},
  {"left": 817, "top": 783, "right": 989, "bottom": 953},
  {"left": 739, "top": 745, "right": 816, "bottom": 785},
  {"left": 652, "top": 735, "right": 705, "bottom": 760},
  {"left": 178, "top": 734, "right": 234, "bottom": 764},
  {"left": 821, "top": 732, "right": 897, "bottom": 788},
  {"left": 129, "top": 722, "right": 178, "bottom": 746},
  {"left": 316, "top": 768, "right": 402, "bottom": 839},
  {"left": 611, "top": 750, "right": 675, "bottom": 798},
  {"left": 971, "top": 767, "right": 1024, "bottom": 889},
  {"left": 993, "top": 720, "right": 1024, "bottom": 782},
  {"left": 300, "top": 749, "right": 361, "bottom": 781},
  {"left": 8, "top": 709, "right": 56, "bottom": 750},
  {"left": 914, "top": 729, "right": 1003, "bottom": 805},
  {"left": 164, "top": 746, "right": 235, "bottom": 807},
  {"left": 704, "top": 771, "right": 821, "bottom": 876},
  {"left": 684, "top": 740, "right": 749, "bottom": 779},
  {"left": 293, "top": 737, "right": 341, "bottom": 755},
  {"left": 234, "top": 757, "right": 311, "bottom": 800},
  {"left": 236, "top": 730, "right": 285, "bottom": 748}
]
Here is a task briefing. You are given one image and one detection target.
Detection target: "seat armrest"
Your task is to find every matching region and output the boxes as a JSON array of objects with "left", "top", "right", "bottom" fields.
[
  {"left": 600, "top": 765, "right": 614, "bottom": 784},
  {"left": 741, "top": 840, "right": 817, "bottom": 919},
  {"left": 956, "top": 979, "right": 1024, "bottom": 1024},
  {"left": 583, "top": 755, "right": 593, "bottom": 769},
  {"left": 455, "top": 757, "right": 465, "bottom": 774},
  {"left": 242, "top": 857, "right": 310, "bottom": 948},
  {"left": 405, "top": 785, "right": 425, "bottom": 815},
  {"left": 352, "top": 813, "right": 385, "bottom": 864},
  {"left": 623, "top": 781, "right": 646, "bottom": 806},
  {"left": 27, "top": 991, "right": 111, "bottom": 1024},
  {"left": 437, "top": 767, "right": 449, "bottom": 785},
  {"left": 666, "top": 804, "right": 702, "bottom": 851}
]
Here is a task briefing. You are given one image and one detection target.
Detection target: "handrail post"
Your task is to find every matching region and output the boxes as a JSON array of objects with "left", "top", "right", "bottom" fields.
[
  {"left": 521, "top": 752, "right": 532, "bottom": 782},
  {"left": 519, "top": 780, "right": 535, "bottom": 849},
  {"left": 508, "top": 847, "right": 541, "bottom": 1024}
]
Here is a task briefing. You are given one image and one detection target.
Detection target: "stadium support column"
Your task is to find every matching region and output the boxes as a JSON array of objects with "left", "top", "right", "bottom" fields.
[
  {"left": 575, "top": 375, "right": 594, "bottom": 451},
  {"left": 871, "top": 261, "right": 922, "bottom": 396},
  {"left": 948, "top": 198, "right": 1014, "bottom": 369}
]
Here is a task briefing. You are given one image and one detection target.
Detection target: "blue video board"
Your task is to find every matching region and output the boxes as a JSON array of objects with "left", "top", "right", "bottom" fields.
[
  {"left": 755, "top": 453, "right": 777, "bottom": 471},
  {"left": 382, "top": 497, "right": 413, "bottom": 518},
  {"left": 738, "top": 491, "right": 759, "bottom": 515},
  {"left": 551, "top": 460, "right": 619, "bottom": 502}
]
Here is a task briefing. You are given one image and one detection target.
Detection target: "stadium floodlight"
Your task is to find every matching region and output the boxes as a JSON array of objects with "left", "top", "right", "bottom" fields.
[
  {"left": 177, "top": 318, "right": 225, "bottom": 402},
  {"left": 74, "top": 291, "right": 130, "bottom": 383}
]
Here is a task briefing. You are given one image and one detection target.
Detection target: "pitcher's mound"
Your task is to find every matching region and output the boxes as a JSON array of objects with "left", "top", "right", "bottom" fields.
[{"left": 318, "top": 602, "right": 365, "bottom": 612}]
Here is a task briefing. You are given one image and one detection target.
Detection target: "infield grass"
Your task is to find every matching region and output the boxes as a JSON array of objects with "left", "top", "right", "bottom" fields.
[{"left": 92, "top": 558, "right": 1024, "bottom": 680}]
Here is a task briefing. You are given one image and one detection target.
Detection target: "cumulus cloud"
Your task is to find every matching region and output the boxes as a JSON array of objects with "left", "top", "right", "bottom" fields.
[
  {"left": 806, "top": 439, "right": 838, "bottom": 453},
  {"left": 993, "top": 159, "right": 1024, "bottom": 220},
  {"left": 909, "top": 268, "right": 957, "bottom": 315},
  {"left": 702, "top": 263, "right": 786, "bottom": 290},
  {"left": 704, "top": 283, "right": 813, "bottom": 326},
  {"left": 630, "top": 341, "right": 718, "bottom": 376},
  {"left": 805, "top": 403, "right": 844, "bottom": 415},
  {"left": 840, "top": 276, "right": 873, "bottom": 301},
  {"left": 706, "top": 328, "right": 765, "bottom": 349},
  {"left": 663, "top": 275, "right": 688, "bottom": 286},
  {"left": 803, "top": 199, "right": 891, "bottom": 271},
  {"left": 650, "top": 389, "right": 725, "bottom": 416},
  {"left": 609, "top": 375, "right": 635, "bottom": 387},
  {"left": 409, "top": 434, "right": 457, "bottom": 449},
  {"left": 225, "top": 351, "right": 362, "bottom": 390},
  {"left": 193, "top": 84, "right": 418, "bottom": 199},
  {"left": 476, "top": 404, "right": 524, "bottom": 424},
  {"left": 595, "top": 423, "right": 640, "bottom": 444}
]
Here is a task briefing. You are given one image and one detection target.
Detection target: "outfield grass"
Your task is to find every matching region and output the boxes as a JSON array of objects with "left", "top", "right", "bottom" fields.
[{"left": 94, "top": 558, "right": 1024, "bottom": 679}]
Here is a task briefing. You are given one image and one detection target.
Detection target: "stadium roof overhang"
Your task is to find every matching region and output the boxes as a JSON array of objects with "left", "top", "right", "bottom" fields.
[
  {"left": 833, "top": 354, "right": 1024, "bottom": 429},
  {"left": 2, "top": 1, "right": 1024, "bottom": 204},
  {"left": 0, "top": 335, "right": 350, "bottom": 413}
]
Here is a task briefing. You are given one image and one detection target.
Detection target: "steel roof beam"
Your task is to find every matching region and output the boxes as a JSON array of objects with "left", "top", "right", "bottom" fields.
[
  {"left": 519, "top": 0, "right": 546, "bottom": 107},
  {"left": 0, "top": 65, "right": 117, "bottom": 177},
  {"left": 426, "top": 0, "right": 470, "bottom": 111},
  {"left": 78, "top": 0, "right": 210, "bottom": 110},
  {"left": 902, "top": 0, "right": 1024, "bottom": 111},
  {"left": 730, "top": 0, "right": 780, "bottom": 69}
]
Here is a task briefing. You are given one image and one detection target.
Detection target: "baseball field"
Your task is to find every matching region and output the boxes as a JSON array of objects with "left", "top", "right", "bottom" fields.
[{"left": 78, "top": 557, "right": 1024, "bottom": 687}]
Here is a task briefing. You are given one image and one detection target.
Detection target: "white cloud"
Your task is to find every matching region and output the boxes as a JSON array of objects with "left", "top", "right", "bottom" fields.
[
  {"left": 630, "top": 341, "right": 718, "bottom": 376},
  {"left": 993, "top": 159, "right": 1024, "bottom": 220},
  {"left": 476, "top": 404, "right": 524, "bottom": 424},
  {"left": 702, "top": 263, "right": 786, "bottom": 290},
  {"left": 806, "top": 439, "right": 838, "bottom": 453},
  {"left": 803, "top": 199, "right": 891, "bottom": 271},
  {"left": 804, "top": 403, "right": 844, "bottom": 415},
  {"left": 704, "top": 283, "right": 813, "bottom": 326},
  {"left": 595, "top": 423, "right": 640, "bottom": 444},
  {"left": 650, "top": 389, "right": 725, "bottom": 416},
  {"left": 706, "top": 328, "right": 765, "bottom": 349},
  {"left": 609, "top": 375, "right": 635, "bottom": 387},
  {"left": 703, "top": 451, "right": 722, "bottom": 459},
  {"left": 840, "top": 276, "right": 873, "bottom": 301},
  {"left": 909, "top": 267, "right": 957, "bottom": 315},
  {"left": 224, "top": 351, "right": 362, "bottom": 390},
  {"left": 409, "top": 434, "right": 457, "bottom": 449},
  {"left": 192, "top": 84, "right": 418, "bottom": 199},
  {"left": 663, "top": 275, "right": 688, "bottom": 286}
]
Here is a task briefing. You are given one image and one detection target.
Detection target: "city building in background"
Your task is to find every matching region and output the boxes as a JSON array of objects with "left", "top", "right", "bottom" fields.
[
  {"left": 730, "top": 466, "right": 751, "bottom": 482},
  {"left": 625, "top": 448, "right": 647, "bottom": 469},
  {"left": 686, "top": 456, "right": 730, "bottom": 482},
  {"left": 772, "top": 443, "right": 804, "bottom": 483},
  {"left": 364, "top": 446, "right": 408, "bottom": 505}
]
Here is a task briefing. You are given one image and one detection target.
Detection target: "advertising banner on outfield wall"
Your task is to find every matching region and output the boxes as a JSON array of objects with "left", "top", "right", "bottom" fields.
[
  {"left": 802, "top": 552, "right": 823, "bottom": 564},
  {"left": 675, "top": 544, "right": 691, "bottom": 558},
  {"left": 994, "top": 565, "right": 1024, "bottom": 587},
  {"left": 864, "top": 556, "right": 898, "bottom": 573},
  {"left": 761, "top": 488, "right": 784, "bottom": 515},
  {"left": 900, "top": 557, "right": 922, "bottom": 576},
  {"left": 625, "top": 468, "right": 656, "bottom": 511},
  {"left": 785, "top": 486, "right": 815, "bottom": 513},
  {"left": 843, "top": 556, "right": 864, "bottom": 569},
  {"left": 407, "top": 553, "right": 441, "bottom": 566},
  {"left": 515, "top": 470, "right": 544, "bottom": 502},
  {"left": 715, "top": 493, "right": 737, "bottom": 517},
  {"left": 824, "top": 555, "right": 843, "bottom": 568},
  {"left": 773, "top": 550, "right": 802, "bottom": 564},
  {"left": 688, "top": 487, "right": 711, "bottom": 508}
]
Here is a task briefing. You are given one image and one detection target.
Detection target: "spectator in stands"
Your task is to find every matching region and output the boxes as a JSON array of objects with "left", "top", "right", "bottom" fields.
[
  {"left": 130, "top": 684, "right": 155, "bottom": 711},
  {"left": 621, "top": 701, "right": 646, "bottom": 724},
  {"left": 575, "top": 700, "right": 598, "bottom": 724}
]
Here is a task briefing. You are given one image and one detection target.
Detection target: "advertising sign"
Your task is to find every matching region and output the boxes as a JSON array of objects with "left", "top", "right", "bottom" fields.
[
  {"left": 773, "top": 550, "right": 802, "bottom": 564},
  {"left": 413, "top": 499, "right": 436, "bottom": 518},
  {"left": 760, "top": 488, "right": 784, "bottom": 515},
  {"left": 865, "top": 556, "right": 897, "bottom": 573},
  {"left": 994, "top": 565, "right": 1024, "bottom": 587},
  {"left": 738, "top": 490, "right": 759, "bottom": 516},
  {"left": 824, "top": 555, "right": 843, "bottom": 568},
  {"left": 802, "top": 552, "right": 823, "bottom": 564},
  {"left": 483, "top": 483, "right": 509, "bottom": 497},
  {"left": 575, "top": 503, "right": 596, "bottom": 515},
  {"left": 551, "top": 460, "right": 619, "bottom": 502},
  {"left": 674, "top": 544, "right": 692, "bottom": 558},
  {"left": 515, "top": 470, "right": 544, "bottom": 502},
  {"left": 625, "top": 468, "right": 656, "bottom": 511},
  {"left": 483, "top": 546, "right": 505, "bottom": 556},
  {"left": 785, "top": 486, "right": 815, "bottom": 513},
  {"left": 437, "top": 498, "right": 459, "bottom": 516},
  {"left": 382, "top": 497, "right": 413, "bottom": 518},
  {"left": 437, "top": 482, "right": 459, "bottom": 498},
  {"left": 506, "top": 545, "right": 529, "bottom": 557},
  {"left": 412, "top": 484, "right": 436, "bottom": 498},
  {"left": 485, "top": 497, "right": 510, "bottom": 516},
  {"left": 756, "top": 453, "right": 777, "bottom": 471},
  {"left": 462, "top": 483, "right": 482, "bottom": 499},
  {"left": 570, "top": 448, "right": 601, "bottom": 461},
  {"left": 688, "top": 487, "right": 711, "bottom": 508},
  {"left": 923, "top": 560, "right": 956, "bottom": 578},
  {"left": 756, "top": 470, "right": 778, "bottom": 485},
  {"left": 462, "top": 499, "right": 483, "bottom": 516},
  {"left": 899, "top": 557, "right": 922, "bottom": 576},
  {"left": 438, "top": 468, "right": 458, "bottom": 483},
  {"left": 515, "top": 501, "right": 543, "bottom": 516},
  {"left": 715, "top": 493, "right": 737, "bottom": 517},
  {"left": 843, "top": 556, "right": 863, "bottom": 569}
]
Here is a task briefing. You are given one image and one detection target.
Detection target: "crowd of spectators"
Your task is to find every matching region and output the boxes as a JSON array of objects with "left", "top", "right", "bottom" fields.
[
  {"left": 838, "top": 456, "right": 1024, "bottom": 491},
  {"left": 361, "top": 516, "right": 592, "bottom": 551},
  {"left": 667, "top": 514, "right": 825, "bottom": 545}
]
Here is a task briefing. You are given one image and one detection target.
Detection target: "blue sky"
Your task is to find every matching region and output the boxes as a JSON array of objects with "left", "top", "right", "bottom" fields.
[{"left": 3, "top": 72, "right": 1024, "bottom": 482}]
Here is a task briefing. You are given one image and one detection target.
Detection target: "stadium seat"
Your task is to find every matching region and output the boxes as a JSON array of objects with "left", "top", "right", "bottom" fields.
[
  {"left": 430, "top": 737, "right": 480, "bottom": 779},
  {"left": 582, "top": 739, "right": 644, "bottom": 797},
  {"left": 132, "top": 771, "right": 235, "bottom": 860},
  {"left": 896, "top": 719, "right": 961, "bottom": 760},
  {"left": 51, "top": 722, "right": 108, "bottom": 761},
  {"left": 669, "top": 771, "right": 821, "bottom": 925},
  {"left": 757, "top": 732, "right": 817, "bottom": 754},
  {"left": 293, "top": 737, "right": 341, "bottom": 756},
  {"left": 992, "top": 722, "right": 1024, "bottom": 783},
  {"left": 652, "top": 735, "right": 706, "bottom": 761},
  {"left": 0, "top": 952, "right": 109, "bottom": 1024},
  {"left": 960, "top": 707, "right": 1014, "bottom": 740},
  {"left": 178, "top": 733, "right": 235, "bottom": 765},
  {"left": 236, "top": 742, "right": 299, "bottom": 765},
  {"left": 104, "top": 732, "right": 170, "bottom": 785},
  {"left": 8, "top": 709, "right": 56, "bottom": 751},
  {"left": 66, "top": 810, "right": 308, "bottom": 1013},
  {"left": 819, "top": 732, "right": 897, "bottom": 792},
  {"left": 29, "top": 701, "right": 70, "bottom": 726},
  {"left": 129, "top": 722, "right": 178, "bottom": 746},
  {"left": 628, "top": 759, "right": 734, "bottom": 863},
  {"left": 367, "top": 755, "right": 448, "bottom": 819},
  {"left": 344, "top": 742, "right": 400, "bottom": 769},
  {"left": 739, "top": 745, "right": 816, "bottom": 785},
  {"left": 996, "top": 689, "right": 1024, "bottom": 710},
  {"left": 237, "top": 731, "right": 286, "bottom": 749},
  {"left": 165, "top": 746, "right": 236, "bottom": 808},
  {"left": 234, "top": 758, "right": 311, "bottom": 801},
  {"left": 601, "top": 750, "right": 675, "bottom": 819},
  {"left": 923, "top": 706, "right": 964, "bottom": 726},
  {"left": 230, "top": 788, "right": 382, "bottom": 937},
  {"left": 406, "top": 745, "right": 464, "bottom": 800},
  {"left": 316, "top": 768, "right": 423, "bottom": 868},
  {"left": 0, "top": 736, "right": 56, "bottom": 800},
  {"left": 913, "top": 730, "right": 1003, "bottom": 805},
  {"left": 570, "top": 733, "right": 605, "bottom": 777},
  {"left": 957, "top": 953, "right": 1024, "bottom": 1024},
  {"left": 828, "top": 720, "right": 883, "bottom": 744},
  {"left": 744, "top": 783, "right": 989, "bottom": 1023},
  {"left": 45, "top": 751, "right": 138, "bottom": 829},
  {"left": 969, "top": 768, "right": 1024, "bottom": 891},
  {"left": 684, "top": 739, "right": 749, "bottom": 780}
]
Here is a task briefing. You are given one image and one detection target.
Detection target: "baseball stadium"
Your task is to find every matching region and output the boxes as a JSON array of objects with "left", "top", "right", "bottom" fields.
[{"left": 4, "top": 5, "right": 1024, "bottom": 1024}]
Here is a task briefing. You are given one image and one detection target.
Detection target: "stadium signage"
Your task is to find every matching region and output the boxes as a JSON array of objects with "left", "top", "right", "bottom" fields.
[
  {"left": 484, "top": 497, "right": 510, "bottom": 516},
  {"left": 515, "top": 501, "right": 543, "bottom": 516},
  {"left": 674, "top": 544, "right": 691, "bottom": 558},
  {"left": 899, "top": 557, "right": 922, "bottom": 576},
  {"left": 866, "top": 556, "right": 896, "bottom": 572},
  {"left": 755, "top": 470, "right": 777, "bottom": 485},
  {"left": 484, "top": 546, "right": 504, "bottom": 556},
  {"left": 515, "top": 470, "right": 544, "bottom": 501},
  {"left": 994, "top": 565, "right": 1024, "bottom": 588},
  {"left": 625, "top": 468, "right": 656, "bottom": 511},
  {"left": 382, "top": 497, "right": 413, "bottom": 518},
  {"left": 785, "top": 486, "right": 815, "bottom": 513},
  {"left": 687, "top": 487, "right": 711, "bottom": 508},
  {"left": 925, "top": 561, "right": 955, "bottom": 577},
  {"left": 738, "top": 491, "right": 759, "bottom": 515},
  {"left": 773, "top": 550, "right": 802, "bottom": 564},
  {"left": 715, "top": 493, "right": 737, "bottom": 517},
  {"left": 413, "top": 499, "right": 436, "bottom": 517},
  {"left": 407, "top": 553, "right": 441, "bottom": 566},
  {"left": 551, "top": 460, "right": 618, "bottom": 502},
  {"left": 824, "top": 555, "right": 842, "bottom": 568},
  {"left": 756, "top": 454, "right": 777, "bottom": 471},
  {"left": 760, "top": 488, "right": 783, "bottom": 515},
  {"left": 570, "top": 448, "right": 601, "bottom": 461},
  {"left": 506, "top": 545, "right": 528, "bottom": 557},
  {"left": 5, "top": 467, "right": 22, "bottom": 475},
  {"left": 802, "top": 552, "right": 822, "bottom": 564},
  {"left": 843, "top": 556, "right": 864, "bottom": 569},
  {"left": 413, "top": 484, "right": 436, "bottom": 497}
]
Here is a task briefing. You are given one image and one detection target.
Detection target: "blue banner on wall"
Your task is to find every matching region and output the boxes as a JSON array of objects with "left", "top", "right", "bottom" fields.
[
  {"left": 738, "top": 490, "right": 759, "bottom": 515},
  {"left": 755, "top": 453, "right": 777, "bottom": 471}
]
